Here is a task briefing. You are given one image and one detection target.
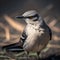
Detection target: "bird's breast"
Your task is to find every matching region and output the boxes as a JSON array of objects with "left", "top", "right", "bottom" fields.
[{"left": 26, "top": 25, "right": 36, "bottom": 35}]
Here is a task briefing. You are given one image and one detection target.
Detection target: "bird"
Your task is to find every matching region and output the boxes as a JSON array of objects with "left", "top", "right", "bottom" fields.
[{"left": 16, "top": 10, "right": 52, "bottom": 58}]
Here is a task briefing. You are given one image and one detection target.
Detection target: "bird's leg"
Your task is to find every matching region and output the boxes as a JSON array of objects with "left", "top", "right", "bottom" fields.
[
  {"left": 25, "top": 51, "right": 29, "bottom": 60},
  {"left": 37, "top": 52, "right": 40, "bottom": 60},
  {"left": 27, "top": 51, "right": 29, "bottom": 58}
]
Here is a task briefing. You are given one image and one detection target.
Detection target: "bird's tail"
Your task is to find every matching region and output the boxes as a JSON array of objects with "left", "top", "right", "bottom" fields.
[{"left": 2, "top": 42, "right": 24, "bottom": 52}]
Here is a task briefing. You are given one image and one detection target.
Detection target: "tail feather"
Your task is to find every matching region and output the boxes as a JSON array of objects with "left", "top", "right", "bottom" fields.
[{"left": 2, "top": 43, "right": 24, "bottom": 52}]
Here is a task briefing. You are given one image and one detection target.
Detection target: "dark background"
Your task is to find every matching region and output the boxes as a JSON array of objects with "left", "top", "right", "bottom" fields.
[{"left": 0, "top": 0, "right": 60, "bottom": 16}]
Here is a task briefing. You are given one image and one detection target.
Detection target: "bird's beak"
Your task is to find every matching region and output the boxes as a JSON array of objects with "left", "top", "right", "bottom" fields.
[{"left": 16, "top": 16, "right": 25, "bottom": 19}]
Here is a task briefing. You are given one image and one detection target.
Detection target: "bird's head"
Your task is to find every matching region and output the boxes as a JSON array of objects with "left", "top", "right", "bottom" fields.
[{"left": 16, "top": 10, "right": 41, "bottom": 24}]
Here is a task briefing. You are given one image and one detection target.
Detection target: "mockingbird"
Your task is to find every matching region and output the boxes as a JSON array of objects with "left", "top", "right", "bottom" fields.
[
  {"left": 16, "top": 10, "right": 52, "bottom": 57},
  {"left": 2, "top": 10, "right": 52, "bottom": 59}
]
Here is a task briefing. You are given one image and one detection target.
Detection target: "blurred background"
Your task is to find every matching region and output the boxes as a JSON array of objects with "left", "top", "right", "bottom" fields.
[{"left": 0, "top": 0, "right": 60, "bottom": 59}]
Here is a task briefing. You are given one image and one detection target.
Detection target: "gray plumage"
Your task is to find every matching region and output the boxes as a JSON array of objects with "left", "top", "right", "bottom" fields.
[{"left": 16, "top": 10, "right": 52, "bottom": 56}]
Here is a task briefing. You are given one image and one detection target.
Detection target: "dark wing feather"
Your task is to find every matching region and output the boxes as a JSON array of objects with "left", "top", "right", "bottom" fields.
[
  {"left": 48, "top": 27, "right": 52, "bottom": 40},
  {"left": 20, "top": 30, "right": 27, "bottom": 44}
]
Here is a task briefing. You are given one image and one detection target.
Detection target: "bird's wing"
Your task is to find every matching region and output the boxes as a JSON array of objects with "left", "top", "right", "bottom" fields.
[
  {"left": 20, "top": 29, "right": 27, "bottom": 45},
  {"left": 48, "top": 28, "right": 52, "bottom": 40}
]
